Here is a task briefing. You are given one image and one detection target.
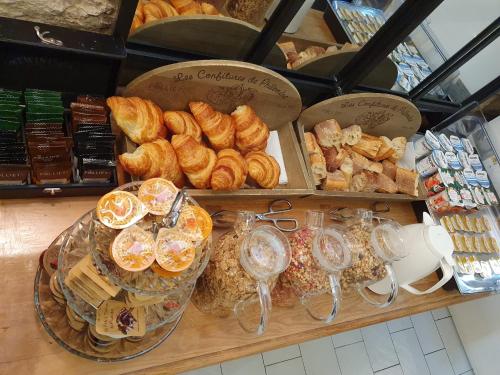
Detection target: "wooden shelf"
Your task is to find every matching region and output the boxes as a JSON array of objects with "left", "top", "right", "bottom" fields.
[{"left": 0, "top": 196, "right": 482, "bottom": 374}]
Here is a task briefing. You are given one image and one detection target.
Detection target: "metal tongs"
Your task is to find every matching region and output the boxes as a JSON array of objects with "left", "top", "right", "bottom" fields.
[
  {"left": 152, "top": 188, "right": 186, "bottom": 239},
  {"left": 329, "top": 202, "right": 390, "bottom": 222}
]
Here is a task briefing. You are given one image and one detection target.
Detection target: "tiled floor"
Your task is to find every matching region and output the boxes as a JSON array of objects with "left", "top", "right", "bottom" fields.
[{"left": 180, "top": 307, "right": 474, "bottom": 375}]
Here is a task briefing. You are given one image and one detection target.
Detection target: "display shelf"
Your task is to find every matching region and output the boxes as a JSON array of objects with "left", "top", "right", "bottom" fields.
[{"left": 34, "top": 266, "right": 180, "bottom": 362}]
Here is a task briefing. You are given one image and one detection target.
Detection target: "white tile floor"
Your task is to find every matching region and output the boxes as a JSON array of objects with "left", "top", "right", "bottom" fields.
[{"left": 180, "top": 308, "right": 474, "bottom": 375}]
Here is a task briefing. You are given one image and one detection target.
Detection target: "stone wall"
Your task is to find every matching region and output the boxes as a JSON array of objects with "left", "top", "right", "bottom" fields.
[{"left": 0, "top": 0, "right": 120, "bottom": 35}]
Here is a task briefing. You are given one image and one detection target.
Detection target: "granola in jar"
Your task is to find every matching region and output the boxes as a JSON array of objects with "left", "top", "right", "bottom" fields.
[{"left": 226, "top": 0, "right": 274, "bottom": 26}]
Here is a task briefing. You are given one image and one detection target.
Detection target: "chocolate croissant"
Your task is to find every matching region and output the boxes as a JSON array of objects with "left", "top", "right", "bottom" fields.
[
  {"left": 211, "top": 149, "right": 248, "bottom": 191},
  {"left": 163, "top": 111, "right": 202, "bottom": 143},
  {"left": 189, "top": 101, "right": 235, "bottom": 151},
  {"left": 170, "top": 0, "right": 202, "bottom": 14},
  {"left": 245, "top": 151, "right": 280, "bottom": 189},
  {"left": 107, "top": 96, "right": 166, "bottom": 144},
  {"left": 171, "top": 134, "right": 217, "bottom": 189},
  {"left": 231, "top": 105, "right": 270, "bottom": 154},
  {"left": 119, "top": 138, "right": 184, "bottom": 187}
]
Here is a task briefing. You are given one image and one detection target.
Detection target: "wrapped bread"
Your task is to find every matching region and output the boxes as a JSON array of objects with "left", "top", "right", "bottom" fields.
[
  {"left": 107, "top": 96, "right": 166, "bottom": 144},
  {"left": 304, "top": 132, "right": 321, "bottom": 155},
  {"left": 396, "top": 167, "right": 419, "bottom": 197},
  {"left": 390, "top": 137, "right": 408, "bottom": 161},
  {"left": 211, "top": 149, "right": 247, "bottom": 191},
  {"left": 231, "top": 105, "right": 270, "bottom": 154},
  {"left": 189, "top": 101, "right": 235, "bottom": 151},
  {"left": 374, "top": 136, "right": 395, "bottom": 161},
  {"left": 314, "top": 119, "right": 342, "bottom": 150},
  {"left": 350, "top": 151, "right": 383, "bottom": 174},
  {"left": 322, "top": 170, "right": 348, "bottom": 191},
  {"left": 245, "top": 151, "right": 280, "bottom": 189},
  {"left": 310, "top": 153, "right": 327, "bottom": 185},
  {"left": 376, "top": 173, "right": 398, "bottom": 194},
  {"left": 171, "top": 134, "right": 217, "bottom": 189},
  {"left": 170, "top": 0, "right": 202, "bottom": 14},
  {"left": 382, "top": 160, "right": 397, "bottom": 180},
  {"left": 163, "top": 111, "right": 202, "bottom": 143},
  {"left": 352, "top": 133, "right": 382, "bottom": 159},
  {"left": 119, "top": 139, "right": 184, "bottom": 188},
  {"left": 341, "top": 125, "right": 362, "bottom": 146}
]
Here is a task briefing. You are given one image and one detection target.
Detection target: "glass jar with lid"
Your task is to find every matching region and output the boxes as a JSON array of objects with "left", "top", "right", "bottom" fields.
[
  {"left": 281, "top": 210, "right": 352, "bottom": 323},
  {"left": 191, "top": 211, "right": 291, "bottom": 335},
  {"left": 335, "top": 208, "right": 408, "bottom": 307}
]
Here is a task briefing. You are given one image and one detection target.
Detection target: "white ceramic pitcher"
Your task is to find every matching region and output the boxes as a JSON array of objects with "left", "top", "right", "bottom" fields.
[{"left": 369, "top": 213, "right": 455, "bottom": 295}]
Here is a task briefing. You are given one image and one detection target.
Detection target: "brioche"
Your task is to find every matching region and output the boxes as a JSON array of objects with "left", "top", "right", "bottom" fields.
[
  {"left": 107, "top": 96, "right": 166, "bottom": 144},
  {"left": 396, "top": 167, "right": 419, "bottom": 197},
  {"left": 171, "top": 134, "right": 217, "bottom": 189},
  {"left": 189, "top": 101, "right": 235, "bottom": 151},
  {"left": 382, "top": 160, "right": 397, "bottom": 180},
  {"left": 314, "top": 119, "right": 342, "bottom": 150},
  {"left": 322, "top": 171, "right": 348, "bottom": 191},
  {"left": 341, "top": 125, "right": 362, "bottom": 146},
  {"left": 352, "top": 133, "right": 382, "bottom": 159},
  {"left": 119, "top": 139, "right": 184, "bottom": 187},
  {"left": 163, "top": 111, "right": 202, "bottom": 143},
  {"left": 210, "top": 149, "right": 247, "bottom": 191},
  {"left": 231, "top": 105, "right": 270, "bottom": 154},
  {"left": 374, "top": 136, "right": 395, "bottom": 161},
  {"left": 170, "top": 0, "right": 202, "bottom": 14},
  {"left": 245, "top": 151, "right": 280, "bottom": 189}
]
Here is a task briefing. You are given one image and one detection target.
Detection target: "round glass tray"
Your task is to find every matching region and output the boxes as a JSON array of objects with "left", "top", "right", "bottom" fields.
[
  {"left": 34, "top": 266, "right": 180, "bottom": 362},
  {"left": 57, "top": 212, "right": 193, "bottom": 332},
  {"left": 89, "top": 181, "right": 212, "bottom": 296}
]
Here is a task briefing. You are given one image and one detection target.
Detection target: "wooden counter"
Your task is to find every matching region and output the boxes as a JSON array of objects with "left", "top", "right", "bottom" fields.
[{"left": 0, "top": 196, "right": 480, "bottom": 375}]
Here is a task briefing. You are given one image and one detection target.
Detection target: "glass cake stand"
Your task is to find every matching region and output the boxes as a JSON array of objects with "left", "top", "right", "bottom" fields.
[{"left": 34, "top": 265, "right": 180, "bottom": 362}]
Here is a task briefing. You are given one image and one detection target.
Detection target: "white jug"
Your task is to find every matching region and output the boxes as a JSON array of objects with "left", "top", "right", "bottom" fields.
[{"left": 369, "top": 213, "right": 455, "bottom": 295}]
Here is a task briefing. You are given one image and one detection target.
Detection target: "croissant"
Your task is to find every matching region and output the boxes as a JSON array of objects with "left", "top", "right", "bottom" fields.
[
  {"left": 163, "top": 111, "right": 202, "bottom": 143},
  {"left": 143, "top": 2, "right": 163, "bottom": 23},
  {"left": 211, "top": 149, "right": 247, "bottom": 191},
  {"left": 170, "top": 0, "right": 202, "bottom": 14},
  {"left": 201, "top": 2, "right": 220, "bottom": 15},
  {"left": 136, "top": 0, "right": 145, "bottom": 21},
  {"left": 171, "top": 134, "right": 217, "bottom": 189},
  {"left": 189, "top": 101, "right": 235, "bottom": 151},
  {"left": 231, "top": 105, "right": 270, "bottom": 154},
  {"left": 119, "top": 139, "right": 184, "bottom": 187},
  {"left": 245, "top": 151, "right": 280, "bottom": 189},
  {"left": 150, "top": 0, "right": 179, "bottom": 17},
  {"left": 130, "top": 15, "right": 143, "bottom": 34}
]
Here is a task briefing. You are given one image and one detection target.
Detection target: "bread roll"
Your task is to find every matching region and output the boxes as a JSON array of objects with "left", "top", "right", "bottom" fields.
[
  {"left": 245, "top": 151, "right": 280, "bottom": 189},
  {"left": 374, "top": 136, "right": 395, "bottom": 161},
  {"left": 352, "top": 133, "right": 382, "bottom": 159},
  {"left": 211, "top": 149, "right": 247, "bottom": 191},
  {"left": 376, "top": 173, "right": 398, "bottom": 194},
  {"left": 163, "top": 111, "right": 202, "bottom": 143},
  {"left": 382, "top": 160, "right": 397, "bottom": 180},
  {"left": 396, "top": 167, "right": 419, "bottom": 197},
  {"left": 314, "top": 119, "right": 342, "bottom": 150},
  {"left": 107, "top": 96, "right": 166, "bottom": 144},
  {"left": 231, "top": 105, "right": 270, "bottom": 154},
  {"left": 322, "top": 170, "right": 348, "bottom": 191},
  {"left": 171, "top": 134, "right": 217, "bottom": 189},
  {"left": 189, "top": 101, "right": 235, "bottom": 150},
  {"left": 341, "top": 125, "right": 362, "bottom": 146}
]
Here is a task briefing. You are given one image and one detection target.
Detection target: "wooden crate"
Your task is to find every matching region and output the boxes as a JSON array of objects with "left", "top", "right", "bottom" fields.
[
  {"left": 118, "top": 60, "right": 314, "bottom": 198},
  {"left": 296, "top": 93, "right": 427, "bottom": 202}
]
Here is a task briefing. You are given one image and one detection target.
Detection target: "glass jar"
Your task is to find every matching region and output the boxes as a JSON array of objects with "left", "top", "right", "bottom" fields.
[
  {"left": 281, "top": 210, "right": 351, "bottom": 323},
  {"left": 191, "top": 211, "right": 290, "bottom": 335},
  {"left": 337, "top": 209, "right": 408, "bottom": 307}
]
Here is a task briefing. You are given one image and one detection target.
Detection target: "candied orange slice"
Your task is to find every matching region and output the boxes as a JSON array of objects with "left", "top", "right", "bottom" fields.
[
  {"left": 155, "top": 229, "right": 195, "bottom": 272},
  {"left": 177, "top": 205, "right": 212, "bottom": 242},
  {"left": 96, "top": 191, "right": 145, "bottom": 229},
  {"left": 111, "top": 226, "right": 155, "bottom": 272},
  {"left": 138, "top": 178, "right": 178, "bottom": 216}
]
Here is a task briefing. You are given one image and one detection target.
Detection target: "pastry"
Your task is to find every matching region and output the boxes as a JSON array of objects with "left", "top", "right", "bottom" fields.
[
  {"left": 119, "top": 138, "right": 185, "bottom": 187},
  {"left": 374, "top": 136, "right": 395, "bottom": 161},
  {"left": 350, "top": 151, "right": 383, "bottom": 174},
  {"left": 376, "top": 173, "right": 398, "bottom": 194},
  {"left": 171, "top": 134, "right": 217, "bottom": 189},
  {"left": 107, "top": 96, "right": 166, "bottom": 144},
  {"left": 189, "top": 101, "right": 235, "bottom": 150},
  {"left": 352, "top": 133, "right": 382, "bottom": 159},
  {"left": 309, "top": 153, "right": 327, "bottom": 185},
  {"left": 341, "top": 125, "right": 362, "bottom": 146},
  {"left": 396, "top": 167, "right": 419, "bottom": 196},
  {"left": 390, "top": 137, "right": 407, "bottom": 161},
  {"left": 245, "top": 151, "right": 280, "bottom": 189},
  {"left": 201, "top": 2, "right": 220, "bottom": 15},
  {"left": 382, "top": 160, "right": 397, "bottom": 180},
  {"left": 304, "top": 132, "right": 321, "bottom": 155},
  {"left": 210, "top": 149, "right": 248, "bottom": 191},
  {"left": 163, "top": 111, "right": 202, "bottom": 143},
  {"left": 170, "top": 0, "right": 202, "bottom": 14},
  {"left": 231, "top": 105, "right": 270, "bottom": 154},
  {"left": 322, "top": 170, "right": 348, "bottom": 191},
  {"left": 150, "top": 0, "right": 179, "bottom": 17},
  {"left": 314, "top": 119, "right": 342, "bottom": 150}
]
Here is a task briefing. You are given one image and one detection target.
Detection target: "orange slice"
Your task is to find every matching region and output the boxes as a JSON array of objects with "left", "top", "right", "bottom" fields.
[
  {"left": 138, "top": 178, "right": 178, "bottom": 216},
  {"left": 150, "top": 261, "right": 182, "bottom": 279},
  {"left": 155, "top": 229, "right": 195, "bottom": 272},
  {"left": 111, "top": 226, "right": 155, "bottom": 272},
  {"left": 96, "top": 191, "right": 145, "bottom": 229}
]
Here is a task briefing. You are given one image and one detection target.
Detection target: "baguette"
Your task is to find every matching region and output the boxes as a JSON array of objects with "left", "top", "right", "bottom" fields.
[
  {"left": 351, "top": 133, "right": 382, "bottom": 159},
  {"left": 310, "top": 153, "right": 327, "bottom": 185},
  {"left": 382, "top": 160, "right": 397, "bottom": 181},
  {"left": 341, "top": 125, "right": 362, "bottom": 146},
  {"left": 350, "top": 151, "right": 383, "bottom": 174},
  {"left": 322, "top": 170, "right": 348, "bottom": 191},
  {"left": 390, "top": 137, "right": 407, "bottom": 161},
  {"left": 376, "top": 173, "right": 398, "bottom": 194},
  {"left": 374, "top": 136, "right": 395, "bottom": 161},
  {"left": 304, "top": 132, "right": 321, "bottom": 155},
  {"left": 314, "top": 119, "right": 342, "bottom": 150},
  {"left": 340, "top": 156, "right": 353, "bottom": 187},
  {"left": 322, "top": 146, "right": 347, "bottom": 172},
  {"left": 396, "top": 167, "right": 419, "bottom": 197}
]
